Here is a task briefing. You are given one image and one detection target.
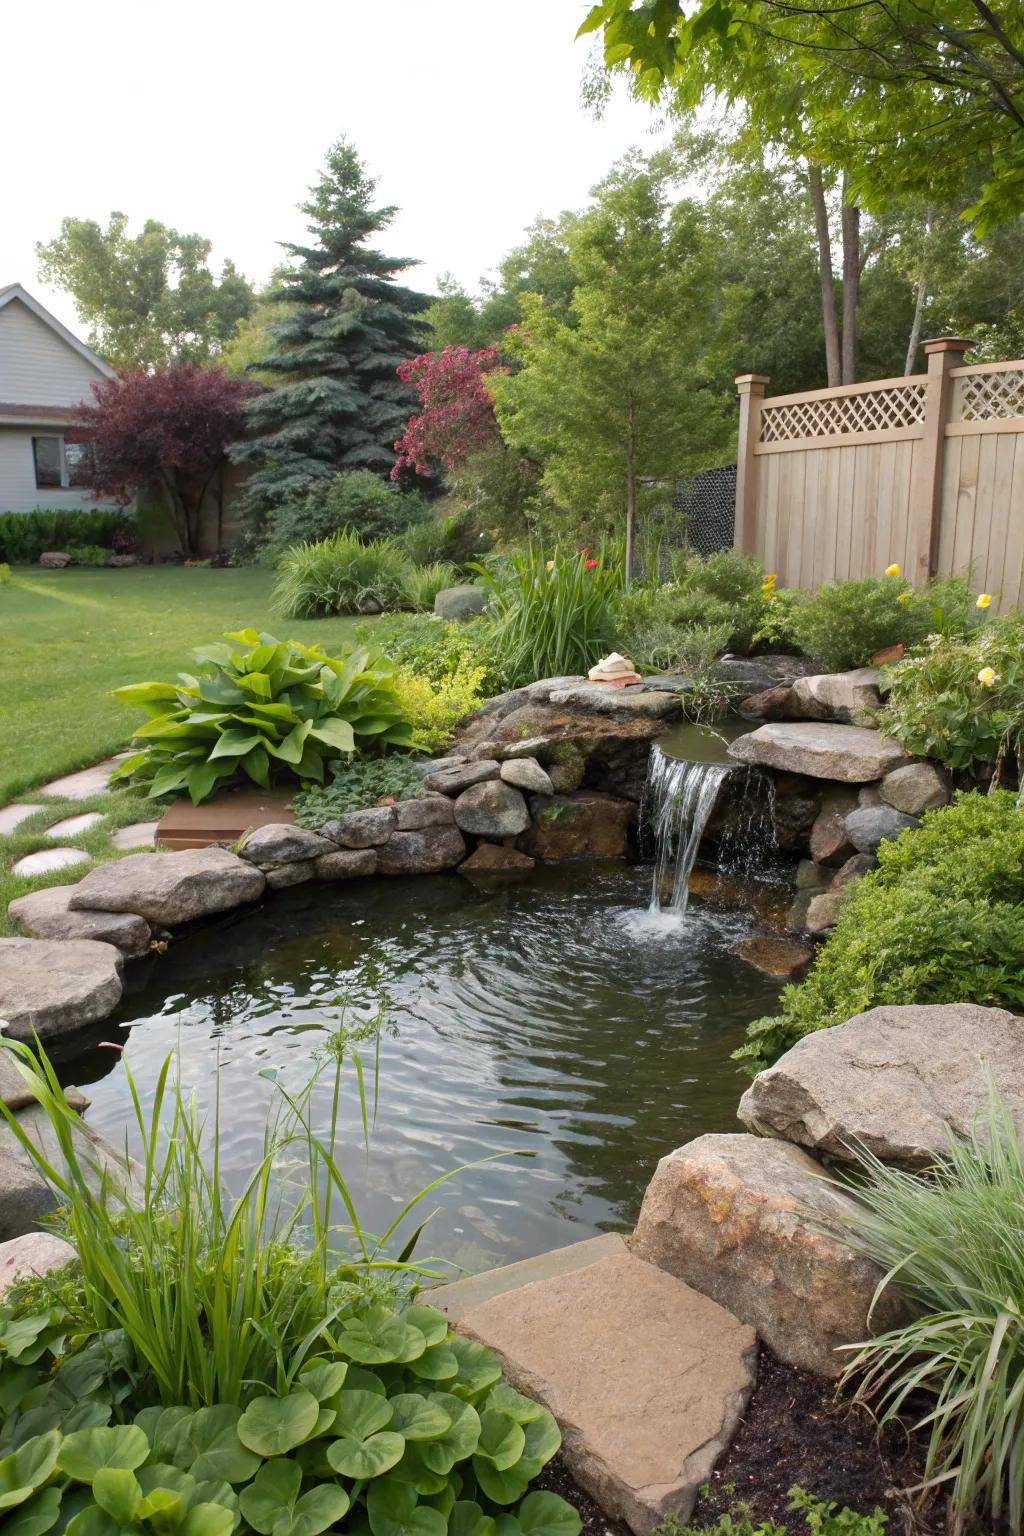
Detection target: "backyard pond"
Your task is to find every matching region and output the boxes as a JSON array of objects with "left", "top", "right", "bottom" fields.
[{"left": 67, "top": 862, "right": 782, "bottom": 1276}]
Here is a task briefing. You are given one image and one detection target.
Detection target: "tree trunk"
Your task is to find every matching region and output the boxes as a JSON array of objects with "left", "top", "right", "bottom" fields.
[
  {"left": 840, "top": 175, "right": 860, "bottom": 385},
  {"left": 904, "top": 209, "right": 933, "bottom": 375},
  {"left": 159, "top": 471, "right": 191, "bottom": 558},
  {"left": 624, "top": 395, "right": 637, "bottom": 587},
  {"left": 807, "top": 162, "right": 841, "bottom": 388}
]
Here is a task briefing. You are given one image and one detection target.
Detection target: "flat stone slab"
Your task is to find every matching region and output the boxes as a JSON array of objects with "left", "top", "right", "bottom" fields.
[
  {"left": 429, "top": 1235, "right": 626, "bottom": 1323},
  {"left": 38, "top": 758, "right": 123, "bottom": 801},
  {"left": 0, "top": 1102, "right": 143, "bottom": 1240},
  {"left": 69, "top": 845, "right": 265, "bottom": 927},
  {"left": 455, "top": 1250, "right": 757, "bottom": 1533},
  {"left": 0, "top": 937, "right": 123, "bottom": 1040},
  {"left": 45, "top": 812, "right": 105, "bottom": 839},
  {"left": 111, "top": 822, "right": 160, "bottom": 850},
  {"left": 728, "top": 722, "right": 907, "bottom": 782},
  {"left": 156, "top": 789, "right": 295, "bottom": 851},
  {"left": 0, "top": 804, "right": 43, "bottom": 837},
  {"left": 739, "top": 1002, "right": 1024, "bottom": 1167},
  {"left": 547, "top": 685, "right": 681, "bottom": 719},
  {"left": 0, "top": 1232, "right": 76, "bottom": 1300},
  {"left": 8, "top": 885, "right": 151, "bottom": 957},
  {"left": 12, "top": 847, "right": 91, "bottom": 877}
]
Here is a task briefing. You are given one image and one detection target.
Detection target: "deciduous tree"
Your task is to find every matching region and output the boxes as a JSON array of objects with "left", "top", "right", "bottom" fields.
[{"left": 392, "top": 345, "right": 506, "bottom": 477}]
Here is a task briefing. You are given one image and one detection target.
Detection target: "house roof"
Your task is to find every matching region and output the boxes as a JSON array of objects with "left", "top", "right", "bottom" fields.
[{"left": 0, "top": 282, "right": 116, "bottom": 380}]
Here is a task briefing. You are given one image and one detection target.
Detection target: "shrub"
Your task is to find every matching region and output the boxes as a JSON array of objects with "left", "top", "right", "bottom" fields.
[
  {"left": 788, "top": 573, "right": 980, "bottom": 671},
  {"left": 616, "top": 551, "right": 774, "bottom": 667},
  {"left": 273, "top": 532, "right": 414, "bottom": 618},
  {"left": 293, "top": 757, "right": 429, "bottom": 827},
  {"left": 0, "top": 1034, "right": 578, "bottom": 1536},
  {"left": 0, "top": 562, "right": 9, "bottom": 585},
  {"left": 366, "top": 614, "right": 503, "bottom": 695},
  {"left": 263, "top": 471, "right": 429, "bottom": 561},
  {"left": 402, "top": 560, "right": 460, "bottom": 612},
  {"left": 0, "top": 508, "right": 135, "bottom": 564},
  {"left": 114, "top": 630, "right": 412, "bottom": 803},
  {"left": 750, "top": 586, "right": 805, "bottom": 651},
  {"left": 477, "top": 546, "right": 622, "bottom": 689},
  {"left": 834, "top": 1093, "right": 1024, "bottom": 1533},
  {"left": 65, "top": 542, "right": 111, "bottom": 567},
  {"left": 881, "top": 610, "right": 1024, "bottom": 775},
  {"left": 738, "top": 790, "right": 1024, "bottom": 1072},
  {"left": 400, "top": 506, "right": 492, "bottom": 568},
  {"left": 393, "top": 660, "right": 487, "bottom": 752}
]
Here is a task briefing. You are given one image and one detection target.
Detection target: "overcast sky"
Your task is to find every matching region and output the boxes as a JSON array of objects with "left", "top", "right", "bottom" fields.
[{"left": 1, "top": 0, "right": 668, "bottom": 335}]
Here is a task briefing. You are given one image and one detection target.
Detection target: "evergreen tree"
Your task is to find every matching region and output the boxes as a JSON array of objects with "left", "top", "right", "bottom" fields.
[{"left": 233, "top": 140, "right": 430, "bottom": 521}]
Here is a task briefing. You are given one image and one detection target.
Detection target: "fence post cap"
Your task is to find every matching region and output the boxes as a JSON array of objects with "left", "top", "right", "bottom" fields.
[
  {"left": 735, "top": 372, "right": 769, "bottom": 388},
  {"left": 922, "top": 337, "right": 974, "bottom": 355}
]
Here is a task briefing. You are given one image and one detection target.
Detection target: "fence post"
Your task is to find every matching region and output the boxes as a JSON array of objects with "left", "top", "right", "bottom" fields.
[
  {"left": 908, "top": 337, "right": 973, "bottom": 581},
  {"left": 734, "top": 373, "right": 769, "bottom": 554}
]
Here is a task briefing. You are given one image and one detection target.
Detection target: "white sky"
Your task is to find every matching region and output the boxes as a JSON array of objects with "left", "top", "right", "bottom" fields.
[{"left": 0, "top": 0, "right": 668, "bottom": 335}]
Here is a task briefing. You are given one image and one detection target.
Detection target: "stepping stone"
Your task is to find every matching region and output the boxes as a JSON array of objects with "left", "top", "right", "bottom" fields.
[
  {"left": 0, "top": 804, "right": 42, "bottom": 837},
  {"left": 728, "top": 722, "right": 907, "bottom": 782},
  {"left": 8, "top": 884, "right": 151, "bottom": 958},
  {"left": 429, "top": 1235, "right": 626, "bottom": 1323},
  {"left": 45, "top": 812, "right": 104, "bottom": 839},
  {"left": 111, "top": 822, "right": 160, "bottom": 850},
  {"left": 454, "top": 1248, "right": 757, "bottom": 1534},
  {"left": 69, "top": 846, "right": 264, "bottom": 926},
  {"left": 38, "top": 758, "right": 124, "bottom": 801},
  {"left": 12, "top": 847, "right": 90, "bottom": 877},
  {"left": 0, "top": 936, "right": 123, "bottom": 1041}
]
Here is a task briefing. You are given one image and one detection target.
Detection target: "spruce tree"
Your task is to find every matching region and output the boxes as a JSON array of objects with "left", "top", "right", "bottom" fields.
[{"left": 233, "top": 140, "right": 430, "bottom": 521}]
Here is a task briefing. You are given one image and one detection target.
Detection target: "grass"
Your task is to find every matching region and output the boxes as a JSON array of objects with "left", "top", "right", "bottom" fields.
[{"left": 0, "top": 567, "right": 363, "bottom": 804}]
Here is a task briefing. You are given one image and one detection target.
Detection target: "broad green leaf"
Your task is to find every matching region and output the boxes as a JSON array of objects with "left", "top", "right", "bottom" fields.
[
  {"left": 521, "top": 1411, "right": 560, "bottom": 1465},
  {"left": 137, "top": 1464, "right": 193, "bottom": 1499},
  {"left": 336, "top": 1390, "right": 394, "bottom": 1440},
  {"left": 208, "top": 728, "right": 267, "bottom": 761},
  {"left": 419, "top": 1396, "right": 481, "bottom": 1476},
  {"left": 449, "top": 1500, "right": 497, "bottom": 1536},
  {"left": 309, "top": 718, "right": 356, "bottom": 753},
  {"left": 388, "top": 1394, "right": 451, "bottom": 1442},
  {"left": 113, "top": 682, "right": 181, "bottom": 706},
  {"left": 327, "top": 1429, "right": 405, "bottom": 1481},
  {"left": 298, "top": 1360, "right": 347, "bottom": 1403},
  {"left": 188, "top": 1405, "right": 261, "bottom": 1484},
  {"left": 180, "top": 1503, "right": 238, "bottom": 1536},
  {"left": 403, "top": 1308, "right": 449, "bottom": 1348},
  {"left": 448, "top": 1337, "right": 502, "bottom": 1401},
  {"left": 63, "top": 1508, "right": 111, "bottom": 1536},
  {"left": 338, "top": 1307, "right": 424, "bottom": 1366},
  {"left": 516, "top": 1490, "right": 582, "bottom": 1536},
  {"left": 91, "top": 1467, "right": 142, "bottom": 1522},
  {"left": 484, "top": 1384, "right": 547, "bottom": 1425},
  {"left": 344, "top": 1367, "right": 388, "bottom": 1395},
  {"left": 389, "top": 1442, "right": 449, "bottom": 1496},
  {"left": 472, "top": 1455, "right": 544, "bottom": 1506},
  {"left": 237, "top": 1389, "right": 319, "bottom": 1457},
  {"left": 58, "top": 1424, "right": 149, "bottom": 1483},
  {"left": 138, "top": 1405, "right": 194, "bottom": 1468},
  {"left": 60, "top": 1403, "right": 112, "bottom": 1436},
  {"left": 238, "top": 1459, "right": 301, "bottom": 1535},
  {"left": 286, "top": 1483, "right": 352, "bottom": 1536},
  {"left": 3, "top": 1484, "right": 62, "bottom": 1536},
  {"left": 408, "top": 1343, "right": 458, "bottom": 1383},
  {"left": 366, "top": 1476, "right": 447, "bottom": 1536},
  {"left": 0, "top": 1431, "right": 61, "bottom": 1511},
  {"left": 475, "top": 1411, "right": 525, "bottom": 1471}
]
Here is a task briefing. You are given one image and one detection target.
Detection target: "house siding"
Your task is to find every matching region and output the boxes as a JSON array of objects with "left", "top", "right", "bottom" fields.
[
  {"left": 0, "top": 426, "right": 109, "bottom": 514},
  {"left": 0, "top": 298, "right": 107, "bottom": 407}
]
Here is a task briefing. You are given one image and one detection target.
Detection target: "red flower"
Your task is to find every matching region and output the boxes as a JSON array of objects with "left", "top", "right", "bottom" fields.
[{"left": 585, "top": 558, "right": 598, "bottom": 569}]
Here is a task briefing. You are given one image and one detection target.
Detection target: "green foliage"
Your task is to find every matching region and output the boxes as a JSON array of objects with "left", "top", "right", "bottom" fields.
[
  {"left": 273, "top": 533, "right": 415, "bottom": 618},
  {"left": 0, "top": 509, "right": 134, "bottom": 566},
  {"left": 739, "top": 790, "right": 1024, "bottom": 1071},
  {"left": 0, "top": 1034, "right": 578, "bottom": 1536},
  {"left": 293, "top": 757, "right": 428, "bottom": 827},
  {"left": 656, "top": 1487, "right": 886, "bottom": 1536},
  {"left": 788, "top": 574, "right": 979, "bottom": 671},
  {"left": 367, "top": 614, "right": 504, "bottom": 695},
  {"left": 477, "top": 546, "right": 622, "bottom": 690},
  {"left": 0, "top": 563, "right": 9, "bottom": 585},
  {"left": 403, "top": 562, "right": 460, "bottom": 613},
  {"left": 834, "top": 1093, "right": 1024, "bottom": 1532},
  {"left": 616, "top": 549, "right": 770, "bottom": 674},
  {"left": 393, "top": 662, "right": 487, "bottom": 752},
  {"left": 750, "top": 587, "right": 804, "bottom": 652},
  {"left": 262, "top": 472, "right": 429, "bottom": 565},
  {"left": 113, "top": 629, "right": 412, "bottom": 803},
  {"left": 65, "top": 544, "right": 111, "bottom": 568},
  {"left": 881, "top": 611, "right": 1024, "bottom": 774},
  {"left": 400, "top": 507, "right": 492, "bottom": 569}
]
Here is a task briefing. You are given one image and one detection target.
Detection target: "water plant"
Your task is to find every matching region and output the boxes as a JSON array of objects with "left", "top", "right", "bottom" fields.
[
  {"left": 475, "top": 545, "right": 621, "bottom": 689},
  {"left": 113, "top": 631, "right": 413, "bottom": 803}
]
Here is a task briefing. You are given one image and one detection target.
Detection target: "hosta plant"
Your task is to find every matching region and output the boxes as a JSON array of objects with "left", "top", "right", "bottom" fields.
[{"left": 113, "top": 630, "right": 413, "bottom": 803}]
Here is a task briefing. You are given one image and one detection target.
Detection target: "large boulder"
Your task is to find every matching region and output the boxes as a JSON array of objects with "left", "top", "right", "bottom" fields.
[
  {"left": 395, "top": 797, "right": 455, "bottom": 831},
  {"left": 375, "top": 827, "right": 466, "bottom": 875},
  {"left": 547, "top": 684, "right": 681, "bottom": 719},
  {"left": 844, "top": 804, "right": 919, "bottom": 853},
  {"left": 69, "top": 846, "right": 265, "bottom": 926},
  {"left": 319, "top": 807, "right": 396, "bottom": 848},
  {"left": 738, "top": 1003, "right": 1024, "bottom": 1167},
  {"left": 0, "top": 1232, "right": 76, "bottom": 1301},
  {"left": 631, "top": 1133, "right": 904, "bottom": 1378},
  {"left": 879, "top": 761, "right": 952, "bottom": 816},
  {"left": 0, "top": 937, "right": 123, "bottom": 1040},
  {"left": 423, "top": 760, "right": 501, "bottom": 795},
  {"left": 239, "top": 823, "right": 336, "bottom": 868},
  {"left": 454, "top": 781, "right": 530, "bottom": 838},
  {"left": 433, "top": 584, "right": 487, "bottom": 621},
  {"left": 518, "top": 791, "right": 633, "bottom": 861},
  {"left": 789, "top": 668, "right": 882, "bottom": 727},
  {"left": 728, "top": 723, "right": 907, "bottom": 782},
  {"left": 8, "top": 885, "right": 151, "bottom": 957},
  {"left": 808, "top": 786, "right": 859, "bottom": 865}
]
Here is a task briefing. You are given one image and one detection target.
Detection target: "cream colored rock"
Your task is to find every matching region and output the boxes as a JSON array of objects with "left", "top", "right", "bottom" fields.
[
  {"left": 8, "top": 885, "right": 151, "bottom": 957},
  {"left": 789, "top": 668, "right": 882, "bottom": 726},
  {"left": 0, "top": 1232, "right": 76, "bottom": 1301},
  {"left": 631, "top": 1134, "right": 903, "bottom": 1377},
  {"left": 0, "top": 937, "right": 123, "bottom": 1040}
]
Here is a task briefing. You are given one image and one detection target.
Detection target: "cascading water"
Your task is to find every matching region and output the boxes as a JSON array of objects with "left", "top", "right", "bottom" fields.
[{"left": 643, "top": 745, "right": 731, "bottom": 916}]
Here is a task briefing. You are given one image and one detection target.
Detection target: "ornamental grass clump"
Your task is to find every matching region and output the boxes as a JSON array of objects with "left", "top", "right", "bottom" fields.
[
  {"left": 476, "top": 545, "right": 622, "bottom": 689},
  {"left": 114, "top": 630, "right": 413, "bottom": 803},
  {"left": 832, "top": 1092, "right": 1024, "bottom": 1534},
  {"left": 273, "top": 530, "right": 414, "bottom": 618}
]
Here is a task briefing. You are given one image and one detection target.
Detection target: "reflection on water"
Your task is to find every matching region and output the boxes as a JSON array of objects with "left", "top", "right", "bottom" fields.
[{"left": 70, "top": 864, "right": 781, "bottom": 1276}]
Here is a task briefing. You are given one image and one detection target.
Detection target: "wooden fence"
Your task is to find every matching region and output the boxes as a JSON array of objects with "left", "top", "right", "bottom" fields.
[{"left": 734, "top": 339, "right": 1024, "bottom": 606}]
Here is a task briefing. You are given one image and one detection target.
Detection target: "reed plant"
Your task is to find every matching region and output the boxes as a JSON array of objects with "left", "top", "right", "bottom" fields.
[
  {"left": 833, "top": 1091, "right": 1024, "bottom": 1533},
  {"left": 475, "top": 544, "right": 622, "bottom": 689},
  {"left": 273, "top": 530, "right": 414, "bottom": 618},
  {"left": 0, "top": 1000, "right": 456, "bottom": 1409},
  {"left": 401, "top": 559, "right": 459, "bottom": 612}
]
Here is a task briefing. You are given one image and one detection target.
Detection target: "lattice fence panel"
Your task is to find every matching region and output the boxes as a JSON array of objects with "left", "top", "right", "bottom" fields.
[
  {"left": 960, "top": 370, "right": 1024, "bottom": 422},
  {"left": 760, "top": 383, "right": 928, "bottom": 443}
]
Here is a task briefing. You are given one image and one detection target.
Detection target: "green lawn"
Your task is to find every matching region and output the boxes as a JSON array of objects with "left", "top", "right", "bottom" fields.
[{"left": 1, "top": 568, "right": 363, "bottom": 804}]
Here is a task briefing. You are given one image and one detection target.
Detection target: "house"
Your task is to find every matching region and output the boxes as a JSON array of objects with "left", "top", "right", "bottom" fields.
[{"left": 0, "top": 282, "right": 116, "bottom": 514}]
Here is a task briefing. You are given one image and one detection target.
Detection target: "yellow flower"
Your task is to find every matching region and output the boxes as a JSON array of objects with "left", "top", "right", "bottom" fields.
[
  {"left": 897, "top": 592, "right": 911, "bottom": 604},
  {"left": 545, "top": 559, "right": 554, "bottom": 571},
  {"left": 761, "top": 572, "right": 777, "bottom": 594},
  {"left": 976, "top": 592, "right": 993, "bottom": 609},
  {"left": 977, "top": 666, "right": 998, "bottom": 688},
  {"left": 884, "top": 563, "right": 901, "bottom": 578}
]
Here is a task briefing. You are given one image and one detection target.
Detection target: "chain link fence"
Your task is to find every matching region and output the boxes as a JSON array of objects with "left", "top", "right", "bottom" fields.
[{"left": 635, "top": 465, "right": 737, "bottom": 579}]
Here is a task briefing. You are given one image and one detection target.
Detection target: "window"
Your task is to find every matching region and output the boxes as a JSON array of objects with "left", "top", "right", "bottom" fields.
[{"left": 32, "top": 435, "right": 87, "bottom": 489}]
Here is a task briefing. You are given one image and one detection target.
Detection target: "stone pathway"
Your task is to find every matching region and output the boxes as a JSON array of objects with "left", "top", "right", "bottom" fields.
[
  {"left": 1, "top": 756, "right": 157, "bottom": 881},
  {"left": 12, "top": 847, "right": 90, "bottom": 877}
]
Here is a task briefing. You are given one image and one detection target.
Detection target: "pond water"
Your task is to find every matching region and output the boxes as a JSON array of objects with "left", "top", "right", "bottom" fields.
[{"left": 68, "top": 863, "right": 782, "bottom": 1277}]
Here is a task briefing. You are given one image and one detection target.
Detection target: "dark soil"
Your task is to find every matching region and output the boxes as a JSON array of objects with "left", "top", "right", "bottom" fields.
[{"left": 535, "top": 1458, "right": 628, "bottom": 1536}]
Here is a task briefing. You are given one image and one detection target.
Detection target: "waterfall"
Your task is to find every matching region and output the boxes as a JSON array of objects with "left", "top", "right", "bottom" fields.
[{"left": 643, "top": 745, "right": 731, "bottom": 915}]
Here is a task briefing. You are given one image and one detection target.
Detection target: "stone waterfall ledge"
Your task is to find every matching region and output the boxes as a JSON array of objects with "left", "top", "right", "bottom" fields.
[{"left": 728, "top": 722, "right": 908, "bottom": 782}]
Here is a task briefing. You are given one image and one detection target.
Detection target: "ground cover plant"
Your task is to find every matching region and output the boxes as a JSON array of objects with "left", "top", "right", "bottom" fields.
[
  {"left": 661, "top": 1487, "right": 887, "bottom": 1536},
  {"left": 293, "top": 758, "right": 430, "bottom": 827},
  {"left": 0, "top": 568, "right": 363, "bottom": 803},
  {"left": 833, "top": 1093, "right": 1024, "bottom": 1534},
  {"left": 0, "top": 1033, "right": 579, "bottom": 1536},
  {"left": 738, "top": 790, "right": 1024, "bottom": 1072},
  {"left": 365, "top": 616, "right": 502, "bottom": 696},
  {"left": 114, "top": 632, "right": 413, "bottom": 803},
  {"left": 476, "top": 546, "right": 621, "bottom": 690}
]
